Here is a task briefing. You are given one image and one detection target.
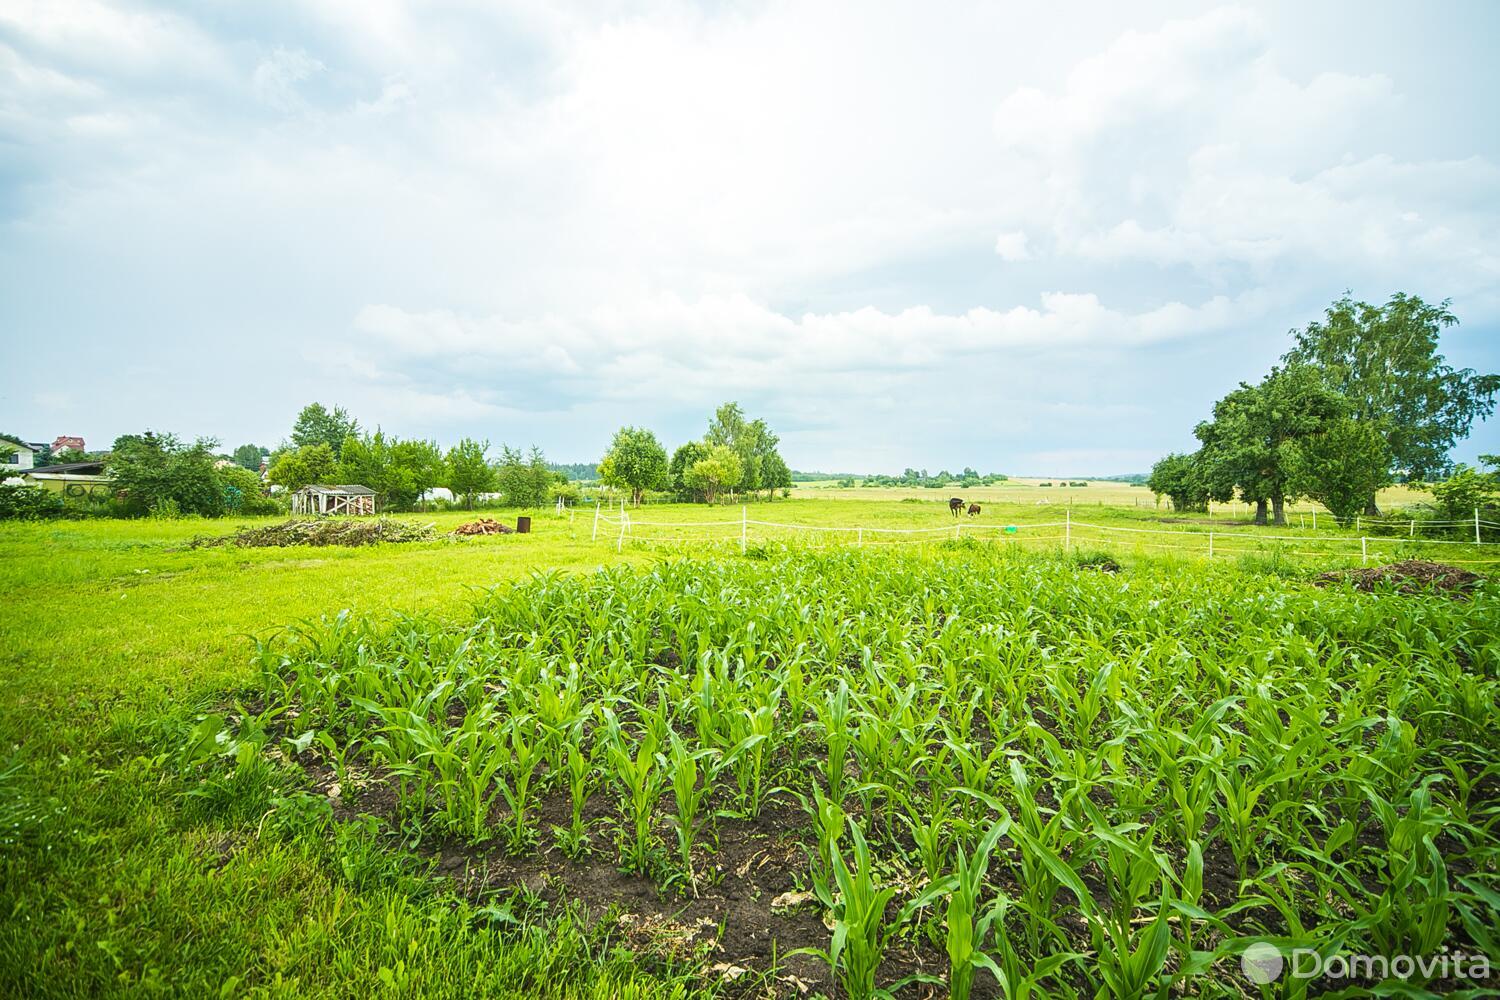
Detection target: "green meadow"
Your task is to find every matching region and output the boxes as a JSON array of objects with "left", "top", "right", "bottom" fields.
[{"left": 1, "top": 499, "right": 1496, "bottom": 998}]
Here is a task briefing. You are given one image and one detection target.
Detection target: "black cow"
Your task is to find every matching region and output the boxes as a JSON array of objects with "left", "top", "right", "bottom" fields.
[{"left": 949, "top": 497, "right": 965, "bottom": 517}]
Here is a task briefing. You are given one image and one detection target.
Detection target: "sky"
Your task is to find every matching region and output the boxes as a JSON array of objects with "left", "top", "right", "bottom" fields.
[{"left": 2, "top": 1, "right": 1498, "bottom": 476}]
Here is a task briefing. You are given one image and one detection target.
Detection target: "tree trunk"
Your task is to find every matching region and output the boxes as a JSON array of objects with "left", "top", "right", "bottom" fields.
[
  {"left": 1254, "top": 498, "right": 1268, "bottom": 525},
  {"left": 1364, "top": 498, "right": 1381, "bottom": 517},
  {"left": 1271, "top": 494, "right": 1286, "bottom": 526}
]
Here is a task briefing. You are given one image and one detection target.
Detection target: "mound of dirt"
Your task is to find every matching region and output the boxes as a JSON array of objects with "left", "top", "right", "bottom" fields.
[
  {"left": 1315, "top": 559, "right": 1481, "bottom": 596},
  {"left": 452, "top": 518, "right": 514, "bottom": 537},
  {"left": 192, "top": 518, "right": 436, "bottom": 548}
]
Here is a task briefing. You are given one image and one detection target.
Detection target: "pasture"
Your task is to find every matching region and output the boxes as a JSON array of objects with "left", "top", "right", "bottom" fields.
[{"left": 1, "top": 498, "right": 1497, "bottom": 998}]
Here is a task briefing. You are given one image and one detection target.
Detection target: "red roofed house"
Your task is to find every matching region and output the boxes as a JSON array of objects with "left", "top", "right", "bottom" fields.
[{"left": 52, "top": 436, "right": 86, "bottom": 453}]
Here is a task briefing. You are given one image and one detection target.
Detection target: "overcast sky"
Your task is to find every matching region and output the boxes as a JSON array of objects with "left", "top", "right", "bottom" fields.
[{"left": 2, "top": 1, "right": 1497, "bottom": 474}]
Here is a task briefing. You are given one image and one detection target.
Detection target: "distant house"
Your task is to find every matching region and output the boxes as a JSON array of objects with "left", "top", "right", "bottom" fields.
[
  {"left": 291, "top": 484, "right": 377, "bottom": 516},
  {"left": 51, "top": 435, "right": 85, "bottom": 454},
  {"left": 1, "top": 436, "right": 37, "bottom": 471}
]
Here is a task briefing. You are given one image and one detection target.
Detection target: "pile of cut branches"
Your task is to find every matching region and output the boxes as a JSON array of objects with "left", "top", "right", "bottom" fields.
[
  {"left": 1315, "top": 559, "right": 1481, "bottom": 596},
  {"left": 192, "top": 518, "right": 436, "bottom": 549},
  {"left": 452, "top": 519, "right": 514, "bottom": 537}
]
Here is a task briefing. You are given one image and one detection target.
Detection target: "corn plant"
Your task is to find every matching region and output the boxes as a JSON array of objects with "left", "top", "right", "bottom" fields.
[
  {"left": 796, "top": 820, "right": 898, "bottom": 1000},
  {"left": 663, "top": 730, "right": 715, "bottom": 892},
  {"left": 607, "top": 727, "right": 664, "bottom": 875}
]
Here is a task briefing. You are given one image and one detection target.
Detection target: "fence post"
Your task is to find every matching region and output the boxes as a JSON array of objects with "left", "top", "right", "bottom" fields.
[
  {"left": 1410, "top": 519, "right": 1415, "bottom": 538},
  {"left": 1478, "top": 508, "right": 1483, "bottom": 545},
  {"left": 1312, "top": 509, "right": 1317, "bottom": 531},
  {"left": 741, "top": 506, "right": 747, "bottom": 554},
  {"left": 591, "top": 500, "right": 601, "bottom": 541},
  {"left": 1355, "top": 515, "right": 1361, "bottom": 533},
  {"left": 857, "top": 527, "right": 863, "bottom": 547},
  {"left": 1208, "top": 531, "right": 1213, "bottom": 560},
  {"left": 955, "top": 522, "right": 961, "bottom": 540},
  {"left": 1065, "top": 508, "right": 1071, "bottom": 552},
  {"left": 1361, "top": 536, "right": 1367, "bottom": 565},
  {"left": 617, "top": 510, "right": 627, "bottom": 552}
]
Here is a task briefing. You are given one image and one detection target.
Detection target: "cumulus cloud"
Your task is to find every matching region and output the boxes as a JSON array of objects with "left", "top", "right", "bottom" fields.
[{"left": 0, "top": 2, "right": 1496, "bottom": 471}]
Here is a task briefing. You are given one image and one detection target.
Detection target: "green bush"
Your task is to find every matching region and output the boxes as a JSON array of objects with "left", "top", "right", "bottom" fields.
[{"left": 0, "top": 484, "right": 64, "bottom": 521}]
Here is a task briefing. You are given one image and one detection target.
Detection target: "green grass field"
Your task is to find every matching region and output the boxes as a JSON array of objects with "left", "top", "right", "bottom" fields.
[{"left": 1, "top": 500, "right": 1496, "bottom": 997}]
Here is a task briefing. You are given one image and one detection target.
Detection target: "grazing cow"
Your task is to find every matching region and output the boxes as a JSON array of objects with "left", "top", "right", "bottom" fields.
[
  {"left": 967, "top": 502, "right": 981, "bottom": 517},
  {"left": 949, "top": 497, "right": 965, "bottom": 517}
]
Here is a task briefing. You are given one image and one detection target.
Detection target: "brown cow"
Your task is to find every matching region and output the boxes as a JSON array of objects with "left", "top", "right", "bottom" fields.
[
  {"left": 949, "top": 497, "right": 965, "bottom": 517},
  {"left": 967, "top": 502, "right": 981, "bottom": 517}
]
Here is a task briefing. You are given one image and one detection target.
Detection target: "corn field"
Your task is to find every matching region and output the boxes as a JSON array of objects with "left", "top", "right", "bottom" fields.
[{"left": 251, "top": 546, "right": 1499, "bottom": 997}]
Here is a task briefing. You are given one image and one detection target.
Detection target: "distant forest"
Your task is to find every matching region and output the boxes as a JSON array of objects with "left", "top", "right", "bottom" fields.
[{"left": 548, "top": 462, "right": 599, "bottom": 481}]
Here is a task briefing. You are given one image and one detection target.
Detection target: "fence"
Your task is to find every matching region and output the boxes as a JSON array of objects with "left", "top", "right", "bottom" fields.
[{"left": 591, "top": 503, "right": 1500, "bottom": 567}]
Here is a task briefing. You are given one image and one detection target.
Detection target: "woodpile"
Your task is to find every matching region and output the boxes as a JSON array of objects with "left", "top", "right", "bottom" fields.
[{"left": 452, "top": 519, "right": 514, "bottom": 537}]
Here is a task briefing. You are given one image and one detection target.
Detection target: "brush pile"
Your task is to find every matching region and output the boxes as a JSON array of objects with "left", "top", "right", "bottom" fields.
[
  {"left": 193, "top": 518, "right": 436, "bottom": 549},
  {"left": 452, "top": 518, "right": 514, "bottom": 537},
  {"left": 1315, "top": 559, "right": 1481, "bottom": 596}
]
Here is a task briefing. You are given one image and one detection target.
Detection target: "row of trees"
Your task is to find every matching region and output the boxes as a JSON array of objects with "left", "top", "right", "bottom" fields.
[
  {"left": 596, "top": 403, "right": 794, "bottom": 505},
  {"left": 1149, "top": 294, "right": 1498, "bottom": 525},
  {"left": 265, "top": 405, "right": 564, "bottom": 511},
  {"left": 860, "top": 468, "right": 1010, "bottom": 488}
]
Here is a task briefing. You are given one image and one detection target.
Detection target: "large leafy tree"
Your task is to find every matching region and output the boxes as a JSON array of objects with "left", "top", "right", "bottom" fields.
[
  {"left": 598, "top": 426, "right": 669, "bottom": 505},
  {"left": 1195, "top": 365, "right": 1345, "bottom": 525},
  {"left": 685, "top": 445, "right": 743, "bottom": 504},
  {"left": 291, "top": 403, "right": 360, "bottom": 458},
  {"left": 446, "top": 438, "right": 495, "bottom": 510},
  {"left": 669, "top": 441, "right": 710, "bottom": 501},
  {"left": 232, "top": 443, "right": 268, "bottom": 471},
  {"left": 1286, "top": 419, "right": 1392, "bottom": 525},
  {"left": 494, "top": 445, "right": 555, "bottom": 508},
  {"left": 1146, "top": 452, "right": 1211, "bottom": 513},
  {"left": 109, "top": 431, "right": 225, "bottom": 517},
  {"left": 760, "top": 450, "right": 792, "bottom": 498},
  {"left": 1283, "top": 294, "right": 1499, "bottom": 507},
  {"left": 337, "top": 431, "right": 443, "bottom": 511},
  {"left": 266, "top": 443, "right": 338, "bottom": 492}
]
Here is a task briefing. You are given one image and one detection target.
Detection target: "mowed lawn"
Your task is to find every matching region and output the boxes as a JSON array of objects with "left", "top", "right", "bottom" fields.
[{"left": 0, "top": 497, "right": 1490, "bottom": 997}]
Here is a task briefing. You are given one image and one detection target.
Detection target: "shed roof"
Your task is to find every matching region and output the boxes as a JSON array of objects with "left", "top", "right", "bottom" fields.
[
  {"left": 26, "top": 460, "right": 107, "bottom": 475},
  {"left": 299, "top": 484, "right": 377, "bottom": 496}
]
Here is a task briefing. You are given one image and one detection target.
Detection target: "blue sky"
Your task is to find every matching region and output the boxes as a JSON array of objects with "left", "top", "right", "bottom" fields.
[{"left": 1, "top": 1, "right": 1497, "bottom": 475}]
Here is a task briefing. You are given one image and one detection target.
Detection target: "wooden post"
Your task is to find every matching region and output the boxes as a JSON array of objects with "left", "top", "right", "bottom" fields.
[
  {"left": 1477, "top": 508, "right": 1482, "bottom": 544},
  {"left": 1065, "top": 508, "right": 1071, "bottom": 552},
  {"left": 741, "top": 506, "right": 747, "bottom": 553},
  {"left": 1312, "top": 509, "right": 1317, "bottom": 531},
  {"left": 617, "top": 510, "right": 627, "bottom": 552},
  {"left": 1208, "top": 531, "right": 1213, "bottom": 559},
  {"left": 1355, "top": 515, "right": 1361, "bottom": 533},
  {"left": 591, "top": 500, "right": 601, "bottom": 541},
  {"left": 1410, "top": 519, "right": 1415, "bottom": 538},
  {"left": 857, "top": 527, "right": 863, "bottom": 547},
  {"left": 1361, "top": 536, "right": 1368, "bottom": 565}
]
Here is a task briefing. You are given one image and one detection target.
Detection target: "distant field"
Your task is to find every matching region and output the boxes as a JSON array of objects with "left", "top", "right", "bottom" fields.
[{"left": 791, "top": 478, "right": 1435, "bottom": 513}]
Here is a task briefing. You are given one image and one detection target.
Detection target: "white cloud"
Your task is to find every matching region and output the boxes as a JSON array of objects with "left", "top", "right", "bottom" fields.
[
  {"left": 251, "top": 48, "right": 325, "bottom": 114},
  {"left": 993, "top": 231, "right": 1031, "bottom": 261},
  {"left": 0, "top": 2, "right": 1496, "bottom": 470}
]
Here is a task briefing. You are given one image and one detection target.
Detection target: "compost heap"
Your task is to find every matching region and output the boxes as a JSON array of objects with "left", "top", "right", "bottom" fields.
[
  {"left": 1315, "top": 559, "right": 1481, "bottom": 596},
  {"left": 193, "top": 518, "right": 436, "bottom": 548}
]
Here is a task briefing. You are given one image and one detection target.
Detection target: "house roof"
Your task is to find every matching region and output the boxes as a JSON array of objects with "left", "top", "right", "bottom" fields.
[
  {"left": 0, "top": 436, "right": 35, "bottom": 452},
  {"left": 300, "top": 484, "right": 377, "bottom": 496}
]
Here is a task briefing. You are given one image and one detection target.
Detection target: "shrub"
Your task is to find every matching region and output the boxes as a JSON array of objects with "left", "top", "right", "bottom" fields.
[{"left": 0, "top": 483, "right": 64, "bottom": 521}]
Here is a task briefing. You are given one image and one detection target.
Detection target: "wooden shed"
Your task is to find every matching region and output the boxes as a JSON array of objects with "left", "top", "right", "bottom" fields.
[{"left": 291, "top": 484, "right": 377, "bottom": 516}]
